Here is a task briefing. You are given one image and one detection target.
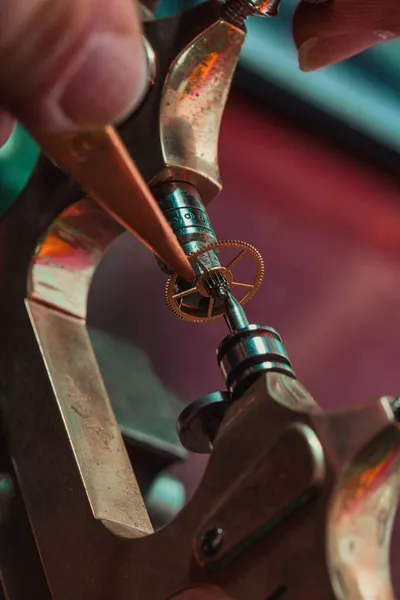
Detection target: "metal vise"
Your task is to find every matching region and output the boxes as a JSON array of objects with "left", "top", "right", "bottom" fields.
[{"left": 0, "top": 0, "right": 399, "bottom": 598}]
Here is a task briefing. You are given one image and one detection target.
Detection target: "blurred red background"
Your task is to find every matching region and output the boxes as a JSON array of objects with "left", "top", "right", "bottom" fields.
[{"left": 90, "top": 94, "right": 400, "bottom": 590}]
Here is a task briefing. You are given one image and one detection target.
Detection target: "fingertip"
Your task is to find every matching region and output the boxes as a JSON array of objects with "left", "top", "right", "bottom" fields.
[
  {"left": 0, "top": 0, "right": 149, "bottom": 133},
  {"left": 55, "top": 0, "right": 150, "bottom": 130},
  {"left": 297, "top": 30, "right": 395, "bottom": 72},
  {"left": 293, "top": 1, "right": 326, "bottom": 48},
  {"left": 293, "top": 0, "right": 399, "bottom": 71},
  {"left": 297, "top": 37, "right": 319, "bottom": 71},
  {"left": 58, "top": 33, "right": 149, "bottom": 129}
]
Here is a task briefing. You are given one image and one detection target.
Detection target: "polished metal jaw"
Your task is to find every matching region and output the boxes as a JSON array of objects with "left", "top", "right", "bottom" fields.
[
  {"left": 177, "top": 292, "right": 400, "bottom": 599},
  {"left": 177, "top": 372, "right": 400, "bottom": 600},
  {"left": 0, "top": 0, "right": 397, "bottom": 599}
]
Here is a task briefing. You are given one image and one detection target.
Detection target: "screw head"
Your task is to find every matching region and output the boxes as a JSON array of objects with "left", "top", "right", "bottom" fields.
[
  {"left": 200, "top": 527, "right": 224, "bottom": 558},
  {"left": 252, "top": 0, "right": 280, "bottom": 17}
]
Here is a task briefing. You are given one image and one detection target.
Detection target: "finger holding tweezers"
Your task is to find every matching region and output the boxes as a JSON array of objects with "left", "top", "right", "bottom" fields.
[{"left": 31, "top": 126, "right": 194, "bottom": 282}]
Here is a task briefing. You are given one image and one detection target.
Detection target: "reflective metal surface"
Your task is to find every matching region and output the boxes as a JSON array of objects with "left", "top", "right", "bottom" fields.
[
  {"left": 27, "top": 300, "right": 152, "bottom": 538},
  {"left": 28, "top": 195, "right": 153, "bottom": 538},
  {"left": 31, "top": 127, "right": 194, "bottom": 281},
  {"left": 165, "top": 240, "right": 264, "bottom": 322},
  {"left": 89, "top": 327, "right": 187, "bottom": 528},
  {"left": 177, "top": 391, "right": 231, "bottom": 454},
  {"left": 156, "top": 18, "right": 245, "bottom": 200},
  {"left": 328, "top": 425, "right": 400, "bottom": 600},
  {"left": 153, "top": 182, "right": 218, "bottom": 268},
  {"left": 195, "top": 421, "right": 325, "bottom": 569},
  {"left": 3, "top": 211, "right": 400, "bottom": 600},
  {"left": 0, "top": 3, "right": 253, "bottom": 593},
  {"left": 85, "top": 94, "right": 400, "bottom": 599},
  {"left": 1, "top": 0, "right": 399, "bottom": 597},
  {"left": 223, "top": 0, "right": 281, "bottom": 25},
  {"left": 121, "top": 1, "right": 246, "bottom": 204},
  {"left": 217, "top": 323, "right": 295, "bottom": 398},
  {"left": 30, "top": 198, "right": 123, "bottom": 319}
]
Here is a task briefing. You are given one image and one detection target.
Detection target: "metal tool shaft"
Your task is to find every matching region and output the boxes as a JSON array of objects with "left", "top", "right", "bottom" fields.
[{"left": 152, "top": 182, "right": 221, "bottom": 277}]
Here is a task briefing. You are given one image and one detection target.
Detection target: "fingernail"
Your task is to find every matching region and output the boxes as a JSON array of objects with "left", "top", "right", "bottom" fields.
[
  {"left": 59, "top": 33, "right": 148, "bottom": 128},
  {"left": 299, "top": 30, "right": 395, "bottom": 72}
]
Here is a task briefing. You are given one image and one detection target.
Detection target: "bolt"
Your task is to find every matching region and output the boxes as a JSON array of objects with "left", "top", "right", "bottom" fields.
[
  {"left": 223, "top": 0, "right": 280, "bottom": 28},
  {"left": 200, "top": 527, "right": 224, "bottom": 558}
]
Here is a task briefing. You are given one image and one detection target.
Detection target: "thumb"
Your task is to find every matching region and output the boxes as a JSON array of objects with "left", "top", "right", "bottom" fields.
[
  {"left": 293, "top": 0, "right": 398, "bottom": 72},
  {"left": 0, "top": 0, "right": 148, "bottom": 132}
]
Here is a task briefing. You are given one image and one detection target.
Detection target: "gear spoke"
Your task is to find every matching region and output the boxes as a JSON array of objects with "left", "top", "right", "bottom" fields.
[
  {"left": 207, "top": 297, "right": 215, "bottom": 319},
  {"left": 226, "top": 249, "right": 246, "bottom": 270},
  {"left": 165, "top": 240, "right": 264, "bottom": 323},
  {"left": 173, "top": 287, "right": 197, "bottom": 300},
  {"left": 231, "top": 282, "right": 254, "bottom": 290}
]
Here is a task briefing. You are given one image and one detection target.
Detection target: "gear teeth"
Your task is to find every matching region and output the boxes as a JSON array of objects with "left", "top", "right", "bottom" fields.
[
  {"left": 165, "top": 240, "right": 264, "bottom": 324},
  {"left": 164, "top": 284, "right": 205, "bottom": 324}
]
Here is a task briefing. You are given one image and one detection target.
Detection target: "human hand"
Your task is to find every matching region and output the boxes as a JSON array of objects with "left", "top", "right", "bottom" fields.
[
  {"left": 0, "top": 1, "right": 396, "bottom": 150},
  {"left": 294, "top": 0, "right": 396, "bottom": 71},
  {"left": 0, "top": 0, "right": 147, "bottom": 147}
]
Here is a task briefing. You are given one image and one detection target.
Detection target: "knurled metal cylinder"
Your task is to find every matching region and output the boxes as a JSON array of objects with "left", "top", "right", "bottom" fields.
[
  {"left": 217, "top": 325, "right": 295, "bottom": 399},
  {"left": 152, "top": 181, "right": 220, "bottom": 275}
]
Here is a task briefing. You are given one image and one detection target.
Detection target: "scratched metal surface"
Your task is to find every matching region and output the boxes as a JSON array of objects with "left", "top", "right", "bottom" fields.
[{"left": 88, "top": 94, "right": 400, "bottom": 593}]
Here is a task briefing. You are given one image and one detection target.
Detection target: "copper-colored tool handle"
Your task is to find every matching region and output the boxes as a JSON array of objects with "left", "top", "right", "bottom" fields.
[{"left": 31, "top": 126, "right": 194, "bottom": 281}]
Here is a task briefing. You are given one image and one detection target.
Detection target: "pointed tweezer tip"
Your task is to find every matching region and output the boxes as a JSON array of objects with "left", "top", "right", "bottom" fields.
[{"left": 164, "top": 248, "right": 195, "bottom": 282}]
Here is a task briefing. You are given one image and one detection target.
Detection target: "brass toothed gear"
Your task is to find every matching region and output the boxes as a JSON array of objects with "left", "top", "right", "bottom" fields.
[{"left": 165, "top": 240, "right": 264, "bottom": 323}]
